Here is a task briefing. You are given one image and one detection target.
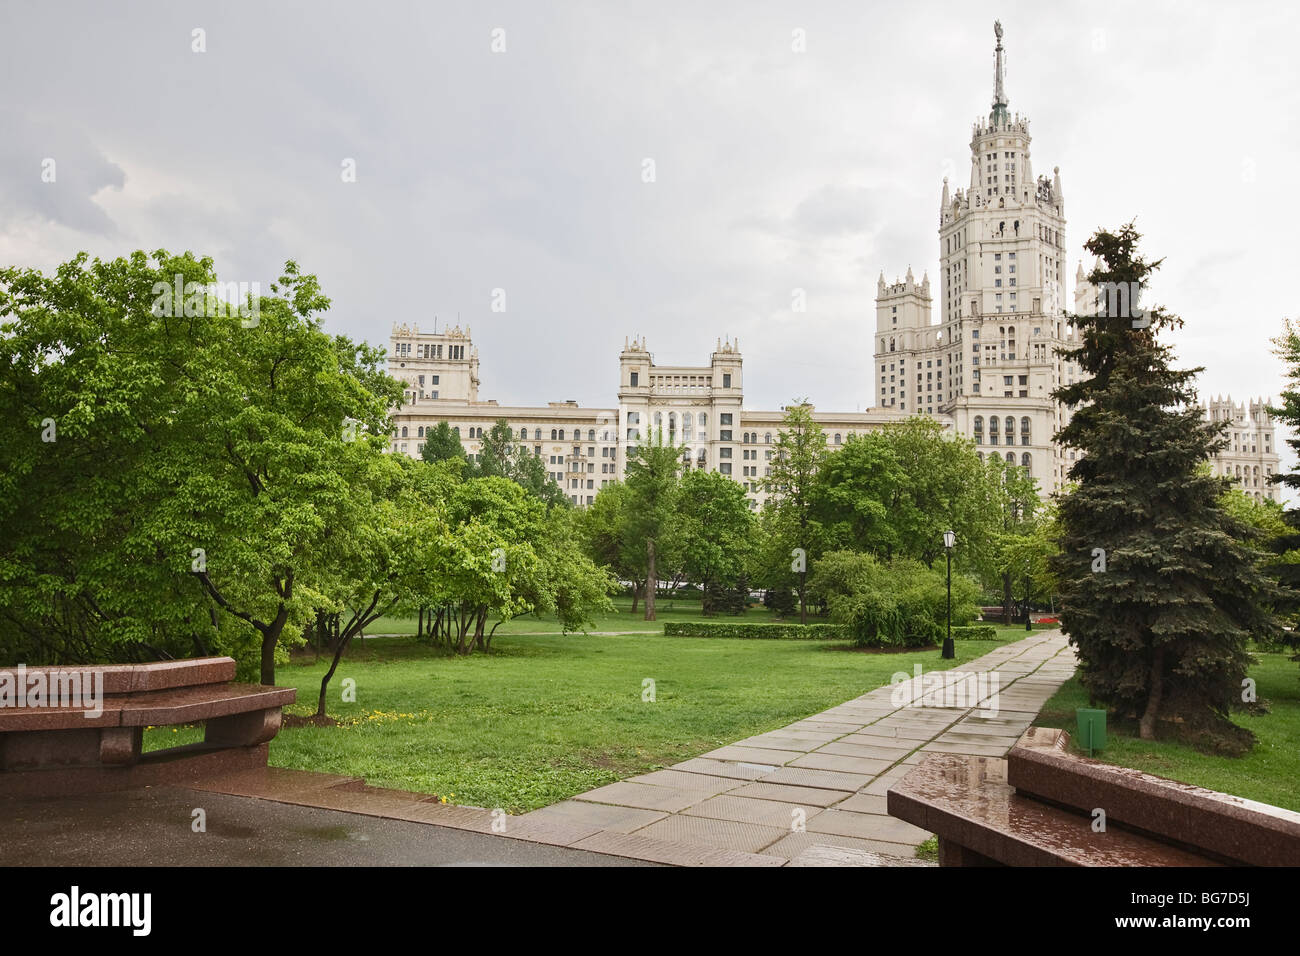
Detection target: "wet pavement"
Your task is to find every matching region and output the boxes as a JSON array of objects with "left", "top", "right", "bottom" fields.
[{"left": 0, "top": 787, "right": 650, "bottom": 867}]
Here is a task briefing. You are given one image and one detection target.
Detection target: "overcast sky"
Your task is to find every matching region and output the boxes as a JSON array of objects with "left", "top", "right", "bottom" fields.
[{"left": 2, "top": 0, "right": 1297, "bottom": 466}]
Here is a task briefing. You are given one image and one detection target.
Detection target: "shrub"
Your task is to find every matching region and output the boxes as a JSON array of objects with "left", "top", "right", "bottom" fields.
[
  {"left": 951, "top": 625, "right": 997, "bottom": 640},
  {"left": 812, "top": 551, "right": 981, "bottom": 648},
  {"left": 661, "top": 621, "right": 847, "bottom": 639},
  {"left": 845, "top": 592, "right": 905, "bottom": 647}
]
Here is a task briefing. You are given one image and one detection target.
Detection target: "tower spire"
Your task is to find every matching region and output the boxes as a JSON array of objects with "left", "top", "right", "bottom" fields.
[{"left": 991, "top": 20, "right": 1009, "bottom": 126}]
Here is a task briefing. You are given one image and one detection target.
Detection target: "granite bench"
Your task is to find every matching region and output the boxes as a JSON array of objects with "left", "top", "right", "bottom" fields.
[
  {"left": 0, "top": 657, "right": 295, "bottom": 796},
  {"left": 887, "top": 726, "right": 1300, "bottom": 866}
]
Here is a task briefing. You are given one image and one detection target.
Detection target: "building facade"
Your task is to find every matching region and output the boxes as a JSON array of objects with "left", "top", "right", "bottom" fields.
[
  {"left": 876, "top": 21, "right": 1278, "bottom": 502},
  {"left": 875, "top": 21, "right": 1080, "bottom": 495},
  {"left": 1205, "top": 396, "right": 1282, "bottom": 503},
  {"left": 388, "top": 326, "right": 917, "bottom": 508}
]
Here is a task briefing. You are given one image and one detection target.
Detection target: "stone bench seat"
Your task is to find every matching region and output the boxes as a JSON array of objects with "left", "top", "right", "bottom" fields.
[
  {"left": 0, "top": 657, "right": 295, "bottom": 796},
  {"left": 888, "top": 726, "right": 1300, "bottom": 866},
  {"left": 886, "top": 750, "right": 1214, "bottom": 866},
  {"left": 0, "top": 682, "right": 294, "bottom": 732}
]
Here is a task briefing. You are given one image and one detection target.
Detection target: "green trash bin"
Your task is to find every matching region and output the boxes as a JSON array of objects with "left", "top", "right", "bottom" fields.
[{"left": 1076, "top": 708, "right": 1106, "bottom": 756}]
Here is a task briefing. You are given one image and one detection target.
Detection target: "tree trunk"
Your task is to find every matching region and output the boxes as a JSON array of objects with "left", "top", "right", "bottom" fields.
[
  {"left": 799, "top": 569, "right": 807, "bottom": 625},
  {"left": 316, "top": 632, "right": 353, "bottom": 718},
  {"left": 644, "top": 539, "right": 657, "bottom": 621},
  {"left": 1139, "top": 647, "right": 1165, "bottom": 740},
  {"left": 1002, "top": 573, "right": 1012, "bottom": 626},
  {"left": 259, "top": 606, "right": 289, "bottom": 686}
]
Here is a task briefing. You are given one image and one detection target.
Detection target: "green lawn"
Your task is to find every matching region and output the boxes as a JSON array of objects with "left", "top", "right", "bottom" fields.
[
  {"left": 146, "top": 627, "right": 1018, "bottom": 813},
  {"left": 1034, "top": 645, "right": 1300, "bottom": 812}
]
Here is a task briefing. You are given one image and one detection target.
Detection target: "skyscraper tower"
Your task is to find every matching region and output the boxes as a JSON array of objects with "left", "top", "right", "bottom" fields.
[{"left": 876, "top": 21, "right": 1081, "bottom": 494}]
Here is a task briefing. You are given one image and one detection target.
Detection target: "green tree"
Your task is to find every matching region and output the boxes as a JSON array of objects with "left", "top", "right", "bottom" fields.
[
  {"left": 581, "top": 482, "right": 646, "bottom": 611},
  {"left": 0, "top": 251, "right": 401, "bottom": 685},
  {"left": 988, "top": 453, "right": 1043, "bottom": 624},
  {"left": 622, "top": 425, "right": 682, "bottom": 621},
  {"left": 812, "top": 417, "right": 1003, "bottom": 588},
  {"left": 675, "top": 469, "right": 754, "bottom": 614},
  {"left": 1051, "top": 224, "right": 1283, "bottom": 751},
  {"left": 762, "top": 402, "right": 828, "bottom": 624},
  {"left": 420, "top": 421, "right": 468, "bottom": 466}
]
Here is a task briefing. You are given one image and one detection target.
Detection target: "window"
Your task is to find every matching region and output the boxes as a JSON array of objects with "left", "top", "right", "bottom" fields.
[
  {"left": 629, "top": 372, "right": 639, "bottom": 387},
  {"left": 588, "top": 429, "right": 595, "bottom": 441},
  {"left": 973, "top": 416, "right": 984, "bottom": 443},
  {"left": 519, "top": 427, "right": 527, "bottom": 440},
  {"left": 550, "top": 429, "right": 557, "bottom": 440},
  {"left": 1021, "top": 417, "right": 1031, "bottom": 445},
  {"left": 719, "top": 430, "right": 732, "bottom": 441},
  {"left": 720, "top": 413, "right": 733, "bottom": 426},
  {"left": 722, "top": 374, "right": 732, "bottom": 388}
]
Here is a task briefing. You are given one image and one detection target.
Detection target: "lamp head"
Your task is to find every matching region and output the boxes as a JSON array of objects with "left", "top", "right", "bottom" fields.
[{"left": 943, "top": 530, "right": 956, "bottom": 550}]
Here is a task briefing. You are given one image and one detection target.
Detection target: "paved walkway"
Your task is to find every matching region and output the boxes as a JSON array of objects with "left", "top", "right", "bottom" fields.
[
  {"left": 519, "top": 629, "right": 1076, "bottom": 865},
  {"left": 115, "top": 630, "right": 1075, "bottom": 867}
]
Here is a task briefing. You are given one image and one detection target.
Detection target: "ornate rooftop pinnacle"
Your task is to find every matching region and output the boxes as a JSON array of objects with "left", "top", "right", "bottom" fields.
[{"left": 991, "top": 20, "right": 1009, "bottom": 126}]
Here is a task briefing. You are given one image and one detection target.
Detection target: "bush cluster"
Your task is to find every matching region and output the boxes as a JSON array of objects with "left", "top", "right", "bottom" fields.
[{"left": 661, "top": 621, "right": 847, "bottom": 639}]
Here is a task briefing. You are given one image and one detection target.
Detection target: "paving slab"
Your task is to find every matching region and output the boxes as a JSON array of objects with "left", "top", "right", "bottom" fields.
[
  {"left": 573, "top": 781, "right": 712, "bottom": 813},
  {"left": 682, "top": 794, "right": 823, "bottom": 829},
  {"left": 763, "top": 766, "right": 876, "bottom": 792},
  {"left": 631, "top": 813, "right": 788, "bottom": 853},
  {"left": 761, "top": 830, "right": 929, "bottom": 861},
  {"left": 728, "top": 781, "right": 849, "bottom": 807},
  {"left": 519, "top": 800, "right": 669, "bottom": 834},
  {"left": 788, "top": 752, "right": 895, "bottom": 775},
  {"left": 806, "top": 808, "right": 933, "bottom": 845},
  {"left": 787, "top": 844, "right": 937, "bottom": 867},
  {"left": 832, "top": 792, "right": 890, "bottom": 814},
  {"left": 626, "top": 769, "right": 743, "bottom": 796},
  {"left": 818, "top": 740, "right": 916, "bottom": 760},
  {"left": 572, "top": 829, "right": 783, "bottom": 867},
  {"left": 699, "top": 745, "right": 799, "bottom": 765},
  {"left": 670, "top": 758, "right": 777, "bottom": 780}
]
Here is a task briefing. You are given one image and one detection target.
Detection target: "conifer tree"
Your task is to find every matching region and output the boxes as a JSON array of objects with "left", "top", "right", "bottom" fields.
[{"left": 1051, "top": 224, "right": 1281, "bottom": 752}]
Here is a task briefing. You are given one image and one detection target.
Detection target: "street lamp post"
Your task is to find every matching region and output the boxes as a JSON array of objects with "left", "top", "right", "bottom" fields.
[{"left": 942, "top": 530, "right": 956, "bottom": 659}]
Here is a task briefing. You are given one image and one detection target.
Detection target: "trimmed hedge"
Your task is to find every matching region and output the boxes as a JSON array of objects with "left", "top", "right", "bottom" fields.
[
  {"left": 662, "top": 621, "right": 849, "bottom": 640},
  {"left": 951, "top": 625, "right": 998, "bottom": 640}
]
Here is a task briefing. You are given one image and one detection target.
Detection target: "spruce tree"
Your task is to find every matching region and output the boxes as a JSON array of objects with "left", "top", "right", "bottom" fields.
[
  {"left": 1051, "top": 224, "right": 1281, "bottom": 753},
  {"left": 1262, "top": 321, "right": 1300, "bottom": 662}
]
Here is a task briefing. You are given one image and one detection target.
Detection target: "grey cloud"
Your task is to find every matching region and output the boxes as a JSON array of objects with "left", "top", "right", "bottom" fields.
[{"left": 0, "top": 109, "right": 124, "bottom": 234}]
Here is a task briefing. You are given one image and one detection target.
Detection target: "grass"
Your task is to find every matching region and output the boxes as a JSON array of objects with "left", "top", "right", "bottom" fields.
[
  {"left": 1034, "top": 644, "right": 1300, "bottom": 812},
  {"left": 147, "top": 624, "right": 1021, "bottom": 814}
]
